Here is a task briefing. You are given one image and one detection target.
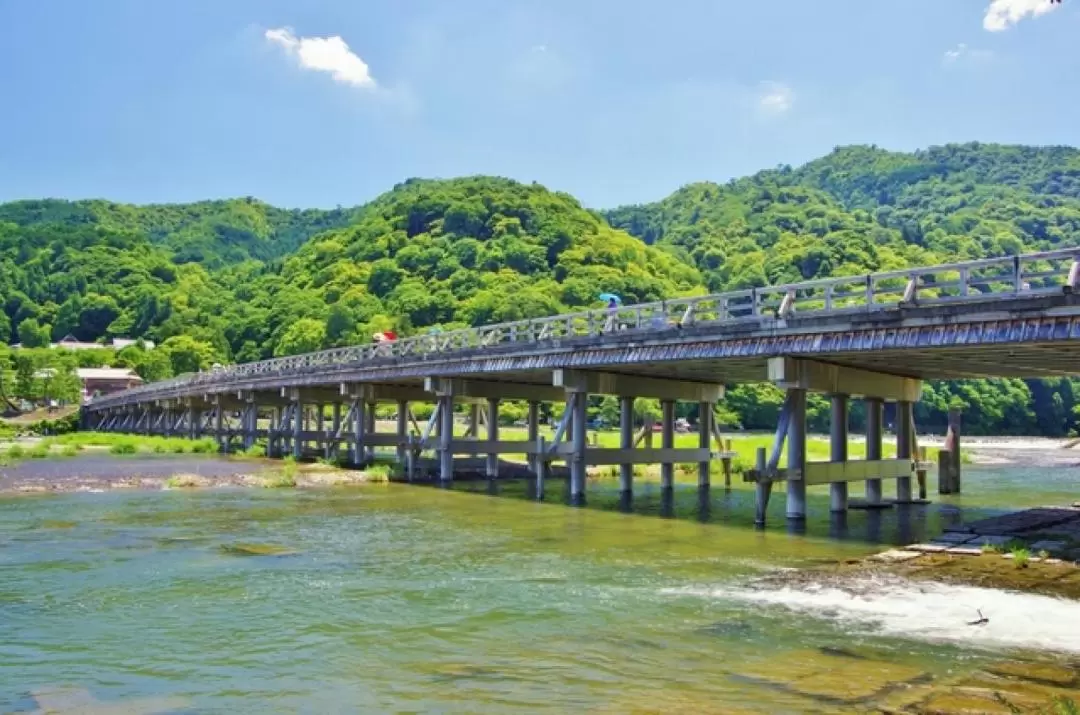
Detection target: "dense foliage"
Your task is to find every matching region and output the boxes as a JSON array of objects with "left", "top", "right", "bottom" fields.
[
  {"left": 607, "top": 142, "right": 1080, "bottom": 435},
  {"left": 3, "top": 143, "right": 1079, "bottom": 435}
]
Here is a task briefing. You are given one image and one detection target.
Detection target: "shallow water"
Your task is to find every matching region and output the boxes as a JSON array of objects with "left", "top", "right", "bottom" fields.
[{"left": 0, "top": 463, "right": 1078, "bottom": 713}]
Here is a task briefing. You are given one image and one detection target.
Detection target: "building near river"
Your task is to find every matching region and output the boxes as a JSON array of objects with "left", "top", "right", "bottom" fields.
[
  {"left": 78, "top": 367, "right": 143, "bottom": 403},
  {"left": 9, "top": 335, "right": 156, "bottom": 351}
]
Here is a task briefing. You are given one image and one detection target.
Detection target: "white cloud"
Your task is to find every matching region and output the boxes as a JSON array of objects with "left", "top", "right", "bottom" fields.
[
  {"left": 943, "top": 43, "right": 994, "bottom": 64},
  {"left": 265, "top": 27, "right": 377, "bottom": 88},
  {"left": 758, "top": 81, "right": 794, "bottom": 115},
  {"left": 983, "top": 0, "right": 1059, "bottom": 31}
]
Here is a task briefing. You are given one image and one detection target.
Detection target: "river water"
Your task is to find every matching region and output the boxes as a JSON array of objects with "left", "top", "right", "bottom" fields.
[{"left": 1, "top": 463, "right": 1078, "bottom": 713}]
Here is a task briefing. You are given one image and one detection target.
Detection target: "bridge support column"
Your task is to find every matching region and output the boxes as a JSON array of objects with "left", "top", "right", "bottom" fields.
[
  {"left": 619, "top": 396, "right": 634, "bottom": 495},
  {"left": 896, "top": 400, "right": 914, "bottom": 502},
  {"left": 292, "top": 400, "right": 303, "bottom": 459},
  {"left": 698, "top": 401, "right": 712, "bottom": 489},
  {"left": 242, "top": 398, "right": 256, "bottom": 451},
  {"left": 186, "top": 404, "right": 197, "bottom": 441},
  {"left": 323, "top": 403, "right": 337, "bottom": 460},
  {"left": 569, "top": 391, "right": 588, "bottom": 502},
  {"left": 467, "top": 404, "right": 480, "bottom": 439},
  {"left": 829, "top": 394, "right": 849, "bottom": 512},
  {"left": 358, "top": 399, "right": 371, "bottom": 468},
  {"left": 214, "top": 403, "right": 224, "bottom": 452},
  {"left": 364, "top": 403, "right": 377, "bottom": 462},
  {"left": 438, "top": 394, "right": 455, "bottom": 482},
  {"left": 486, "top": 398, "right": 499, "bottom": 478},
  {"left": 526, "top": 401, "right": 540, "bottom": 474},
  {"left": 786, "top": 389, "right": 807, "bottom": 520},
  {"left": 396, "top": 400, "right": 408, "bottom": 463},
  {"left": 660, "top": 400, "right": 676, "bottom": 491},
  {"left": 315, "top": 405, "right": 325, "bottom": 457},
  {"left": 865, "top": 398, "right": 883, "bottom": 505}
]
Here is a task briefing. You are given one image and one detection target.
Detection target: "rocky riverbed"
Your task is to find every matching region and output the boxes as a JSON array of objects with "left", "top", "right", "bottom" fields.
[{"left": 0, "top": 454, "right": 377, "bottom": 493}]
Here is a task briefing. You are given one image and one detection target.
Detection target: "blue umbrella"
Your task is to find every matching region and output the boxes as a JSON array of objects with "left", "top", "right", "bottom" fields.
[{"left": 599, "top": 293, "right": 622, "bottom": 304}]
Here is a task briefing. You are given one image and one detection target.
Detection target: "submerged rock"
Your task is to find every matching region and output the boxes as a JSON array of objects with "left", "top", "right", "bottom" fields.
[
  {"left": 217, "top": 542, "right": 298, "bottom": 557},
  {"left": 734, "top": 649, "right": 928, "bottom": 704},
  {"left": 38, "top": 520, "right": 77, "bottom": 529}
]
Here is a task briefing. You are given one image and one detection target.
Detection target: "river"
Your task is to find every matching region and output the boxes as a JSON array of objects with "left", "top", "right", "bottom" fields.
[{"left": 1, "top": 462, "right": 1078, "bottom": 713}]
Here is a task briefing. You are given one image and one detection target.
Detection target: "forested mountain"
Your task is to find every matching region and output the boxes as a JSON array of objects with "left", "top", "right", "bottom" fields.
[
  {"left": 0, "top": 197, "right": 356, "bottom": 266},
  {"left": 607, "top": 142, "right": 1080, "bottom": 291},
  {"left": 607, "top": 142, "right": 1080, "bottom": 435},
  {"left": 2, "top": 142, "right": 1079, "bottom": 435}
]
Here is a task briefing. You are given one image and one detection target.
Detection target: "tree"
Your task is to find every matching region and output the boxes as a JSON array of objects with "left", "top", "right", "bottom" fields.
[
  {"left": 13, "top": 353, "right": 36, "bottom": 400},
  {"left": 133, "top": 349, "right": 173, "bottom": 382},
  {"left": 275, "top": 318, "right": 326, "bottom": 357},
  {"left": 17, "top": 318, "right": 50, "bottom": 348},
  {"left": 160, "top": 335, "right": 218, "bottom": 375}
]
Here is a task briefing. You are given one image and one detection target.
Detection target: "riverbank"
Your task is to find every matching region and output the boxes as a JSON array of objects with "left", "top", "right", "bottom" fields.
[{"left": 0, "top": 453, "right": 388, "bottom": 493}]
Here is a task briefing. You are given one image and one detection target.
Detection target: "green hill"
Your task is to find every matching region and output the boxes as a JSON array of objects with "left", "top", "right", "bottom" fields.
[
  {"left": 0, "top": 197, "right": 356, "bottom": 267},
  {"left": 1, "top": 144, "right": 1078, "bottom": 435}
]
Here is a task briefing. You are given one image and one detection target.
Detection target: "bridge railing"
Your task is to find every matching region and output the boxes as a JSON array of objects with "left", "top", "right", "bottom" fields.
[{"left": 88, "top": 247, "right": 1080, "bottom": 407}]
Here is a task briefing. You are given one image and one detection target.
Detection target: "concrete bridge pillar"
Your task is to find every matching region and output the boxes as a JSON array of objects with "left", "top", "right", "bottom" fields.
[
  {"left": 316, "top": 404, "right": 325, "bottom": 456},
  {"left": 569, "top": 390, "right": 588, "bottom": 502},
  {"left": 352, "top": 399, "right": 365, "bottom": 466},
  {"left": 467, "top": 404, "right": 480, "bottom": 439},
  {"left": 292, "top": 400, "right": 303, "bottom": 459},
  {"left": 268, "top": 406, "right": 281, "bottom": 457},
  {"left": 619, "top": 396, "right": 634, "bottom": 495},
  {"left": 365, "top": 402, "right": 377, "bottom": 462},
  {"left": 486, "top": 398, "right": 499, "bottom": 478},
  {"left": 396, "top": 400, "right": 408, "bottom": 463},
  {"left": 786, "top": 389, "right": 808, "bottom": 520},
  {"left": 438, "top": 394, "right": 455, "bottom": 482},
  {"left": 660, "top": 400, "right": 676, "bottom": 491},
  {"left": 526, "top": 400, "right": 540, "bottom": 474},
  {"left": 698, "top": 401, "right": 712, "bottom": 489},
  {"left": 896, "top": 400, "right": 914, "bottom": 502},
  {"left": 829, "top": 393, "right": 849, "bottom": 512},
  {"left": 864, "top": 397, "right": 884, "bottom": 505},
  {"left": 214, "top": 403, "right": 224, "bottom": 452}
]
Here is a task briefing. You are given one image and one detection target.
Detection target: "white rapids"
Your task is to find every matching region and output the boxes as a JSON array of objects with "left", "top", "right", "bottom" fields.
[{"left": 666, "top": 575, "right": 1080, "bottom": 655}]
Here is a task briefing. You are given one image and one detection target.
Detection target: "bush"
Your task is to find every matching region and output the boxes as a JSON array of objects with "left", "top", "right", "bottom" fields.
[
  {"left": 6, "top": 444, "right": 25, "bottom": 459},
  {"left": 109, "top": 440, "right": 138, "bottom": 455},
  {"left": 190, "top": 438, "right": 219, "bottom": 454},
  {"left": 363, "top": 463, "right": 393, "bottom": 483}
]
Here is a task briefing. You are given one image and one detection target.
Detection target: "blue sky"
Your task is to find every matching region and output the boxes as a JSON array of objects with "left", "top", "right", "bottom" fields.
[{"left": 1, "top": 0, "right": 1076, "bottom": 209}]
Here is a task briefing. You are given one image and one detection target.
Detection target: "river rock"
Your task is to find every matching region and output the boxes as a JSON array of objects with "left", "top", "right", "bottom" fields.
[
  {"left": 218, "top": 542, "right": 298, "bottom": 557},
  {"left": 869, "top": 549, "right": 922, "bottom": 563},
  {"left": 1029, "top": 539, "right": 1067, "bottom": 554},
  {"left": 931, "top": 532, "right": 976, "bottom": 545},
  {"left": 735, "top": 649, "right": 927, "bottom": 704},
  {"left": 984, "top": 660, "right": 1079, "bottom": 687}
]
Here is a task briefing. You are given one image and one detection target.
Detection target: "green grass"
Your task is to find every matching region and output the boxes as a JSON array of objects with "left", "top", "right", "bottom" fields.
[
  {"left": 263, "top": 460, "right": 298, "bottom": 488},
  {"left": 109, "top": 440, "right": 138, "bottom": 455},
  {"left": 6, "top": 444, "right": 25, "bottom": 460},
  {"left": 362, "top": 463, "right": 393, "bottom": 483},
  {"left": 261, "top": 456, "right": 300, "bottom": 488},
  {"left": 1011, "top": 546, "right": 1030, "bottom": 569},
  {"left": 236, "top": 442, "right": 269, "bottom": 459},
  {"left": 27, "top": 443, "right": 50, "bottom": 459},
  {"left": 53, "top": 432, "right": 222, "bottom": 456}
]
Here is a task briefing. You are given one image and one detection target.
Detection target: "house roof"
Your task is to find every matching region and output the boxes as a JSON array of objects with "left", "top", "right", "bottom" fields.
[{"left": 76, "top": 368, "right": 143, "bottom": 382}]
